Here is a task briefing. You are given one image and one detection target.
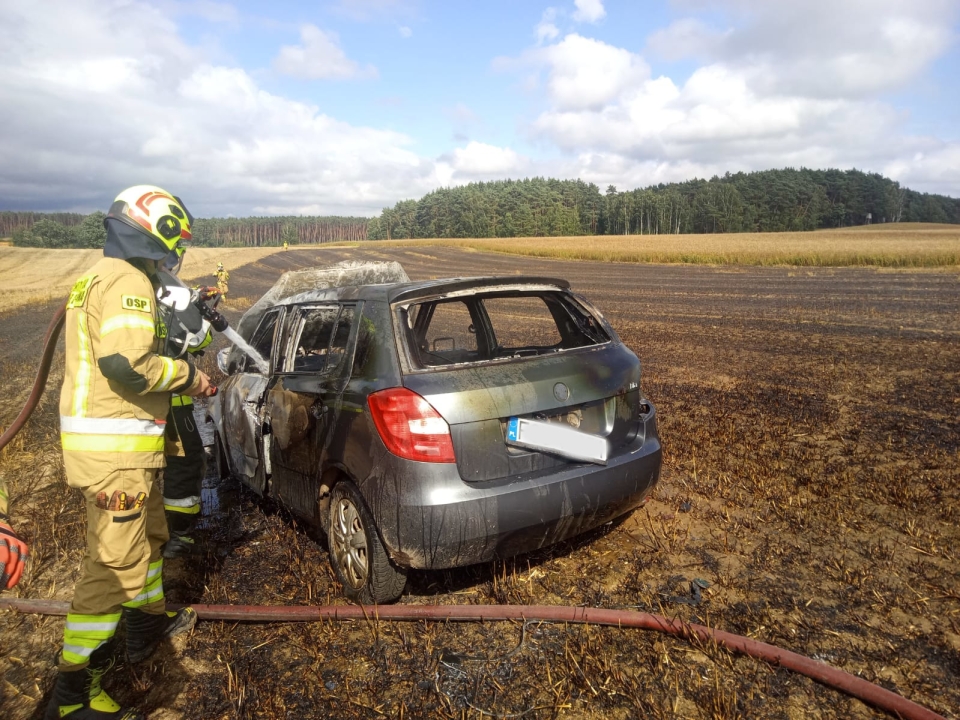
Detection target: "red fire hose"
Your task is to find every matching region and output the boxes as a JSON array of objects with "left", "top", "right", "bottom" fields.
[
  {"left": 0, "top": 303, "right": 66, "bottom": 452},
  {"left": 0, "top": 597, "right": 944, "bottom": 720}
]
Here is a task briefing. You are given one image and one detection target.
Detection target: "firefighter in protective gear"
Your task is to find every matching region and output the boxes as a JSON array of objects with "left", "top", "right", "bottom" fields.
[
  {"left": 162, "top": 392, "right": 205, "bottom": 558},
  {"left": 46, "top": 185, "right": 215, "bottom": 720},
  {"left": 215, "top": 262, "right": 229, "bottom": 300},
  {"left": 156, "top": 252, "right": 214, "bottom": 558},
  {"left": 0, "top": 478, "right": 29, "bottom": 590}
]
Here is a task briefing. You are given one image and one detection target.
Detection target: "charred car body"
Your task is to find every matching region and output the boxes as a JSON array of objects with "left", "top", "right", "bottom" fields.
[{"left": 209, "top": 265, "right": 662, "bottom": 603}]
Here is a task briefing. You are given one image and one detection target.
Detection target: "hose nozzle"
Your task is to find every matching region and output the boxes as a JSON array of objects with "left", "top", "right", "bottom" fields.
[
  {"left": 192, "top": 288, "right": 229, "bottom": 332},
  {"left": 198, "top": 303, "right": 229, "bottom": 332}
]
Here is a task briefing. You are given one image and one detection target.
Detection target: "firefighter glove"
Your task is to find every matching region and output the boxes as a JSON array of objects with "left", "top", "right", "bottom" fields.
[{"left": 0, "top": 517, "right": 28, "bottom": 589}]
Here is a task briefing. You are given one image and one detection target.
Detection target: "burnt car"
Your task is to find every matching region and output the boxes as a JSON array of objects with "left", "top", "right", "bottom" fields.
[{"left": 209, "top": 272, "right": 661, "bottom": 603}]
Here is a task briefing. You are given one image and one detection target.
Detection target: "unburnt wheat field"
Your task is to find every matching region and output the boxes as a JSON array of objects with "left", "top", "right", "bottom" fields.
[
  {"left": 372, "top": 223, "right": 960, "bottom": 268},
  {"left": 0, "top": 239, "right": 958, "bottom": 719}
]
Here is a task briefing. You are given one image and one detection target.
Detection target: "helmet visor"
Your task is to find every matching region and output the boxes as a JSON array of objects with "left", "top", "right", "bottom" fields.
[
  {"left": 173, "top": 196, "right": 195, "bottom": 226},
  {"left": 161, "top": 246, "right": 185, "bottom": 275}
]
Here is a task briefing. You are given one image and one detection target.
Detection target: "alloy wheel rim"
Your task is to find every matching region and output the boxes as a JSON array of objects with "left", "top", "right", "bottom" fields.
[{"left": 332, "top": 497, "right": 368, "bottom": 589}]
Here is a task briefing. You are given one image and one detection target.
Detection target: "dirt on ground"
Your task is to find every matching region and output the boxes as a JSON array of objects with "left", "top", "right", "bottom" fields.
[{"left": 1, "top": 246, "right": 958, "bottom": 720}]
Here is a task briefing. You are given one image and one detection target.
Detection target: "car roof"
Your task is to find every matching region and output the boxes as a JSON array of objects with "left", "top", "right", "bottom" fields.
[{"left": 277, "top": 276, "right": 571, "bottom": 306}]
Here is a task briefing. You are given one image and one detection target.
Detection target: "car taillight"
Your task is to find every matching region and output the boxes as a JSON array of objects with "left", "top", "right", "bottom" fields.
[{"left": 367, "top": 388, "right": 456, "bottom": 463}]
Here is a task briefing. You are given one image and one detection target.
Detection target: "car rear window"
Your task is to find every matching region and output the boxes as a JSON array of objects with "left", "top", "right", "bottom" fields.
[
  {"left": 482, "top": 296, "right": 562, "bottom": 350},
  {"left": 419, "top": 300, "right": 478, "bottom": 357},
  {"left": 400, "top": 290, "right": 610, "bottom": 369}
]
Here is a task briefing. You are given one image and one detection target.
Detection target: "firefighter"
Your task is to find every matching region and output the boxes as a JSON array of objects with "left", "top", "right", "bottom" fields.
[
  {"left": 215, "top": 262, "right": 229, "bottom": 300},
  {"left": 46, "top": 185, "right": 215, "bottom": 720},
  {"left": 0, "top": 478, "right": 29, "bottom": 590},
  {"left": 161, "top": 391, "right": 205, "bottom": 558},
  {"left": 156, "top": 250, "right": 214, "bottom": 558}
]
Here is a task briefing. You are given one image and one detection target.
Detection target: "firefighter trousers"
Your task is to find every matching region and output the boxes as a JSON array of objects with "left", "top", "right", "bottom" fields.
[
  {"left": 163, "top": 401, "right": 205, "bottom": 537},
  {"left": 60, "top": 468, "right": 169, "bottom": 670}
]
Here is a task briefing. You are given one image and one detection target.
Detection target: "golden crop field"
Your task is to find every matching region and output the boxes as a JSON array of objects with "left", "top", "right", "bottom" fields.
[
  {"left": 0, "top": 246, "right": 285, "bottom": 313},
  {"left": 366, "top": 222, "right": 960, "bottom": 268},
  {"left": 2, "top": 224, "right": 957, "bottom": 313}
]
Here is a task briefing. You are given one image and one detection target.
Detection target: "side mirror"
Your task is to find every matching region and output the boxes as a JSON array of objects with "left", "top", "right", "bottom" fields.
[{"left": 217, "top": 348, "right": 232, "bottom": 375}]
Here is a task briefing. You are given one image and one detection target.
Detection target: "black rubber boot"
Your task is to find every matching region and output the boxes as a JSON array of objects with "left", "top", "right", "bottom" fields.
[
  {"left": 162, "top": 532, "right": 197, "bottom": 559},
  {"left": 123, "top": 606, "right": 197, "bottom": 663},
  {"left": 43, "top": 643, "right": 142, "bottom": 720}
]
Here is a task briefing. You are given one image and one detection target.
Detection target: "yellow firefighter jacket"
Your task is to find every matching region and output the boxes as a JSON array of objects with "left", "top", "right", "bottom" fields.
[{"left": 59, "top": 257, "right": 201, "bottom": 481}]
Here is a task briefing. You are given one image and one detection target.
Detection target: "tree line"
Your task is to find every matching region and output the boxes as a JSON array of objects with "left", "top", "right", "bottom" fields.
[
  {"left": 369, "top": 169, "right": 960, "bottom": 239},
  {"left": 191, "top": 216, "right": 369, "bottom": 246},
  {"left": 4, "top": 168, "right": 958, "bottom": 249},
  {"left": 0, "top": 212, "right": 85, "bottom": 238},
  {"left": 6, "top": 212, "right": 109, "bottom": 248},
  {"left": 3, "top": 213, "right": 369, "bottom": 249}
]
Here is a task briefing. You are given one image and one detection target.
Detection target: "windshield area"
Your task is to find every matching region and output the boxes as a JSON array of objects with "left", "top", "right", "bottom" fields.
[{"left": 400, "top": 290, "right": 610, "bottom": 369}]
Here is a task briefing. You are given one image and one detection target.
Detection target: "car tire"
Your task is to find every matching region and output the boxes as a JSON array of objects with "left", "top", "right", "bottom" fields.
[{"left": 328, "top": 481, "right": 407, "bottom": 604}]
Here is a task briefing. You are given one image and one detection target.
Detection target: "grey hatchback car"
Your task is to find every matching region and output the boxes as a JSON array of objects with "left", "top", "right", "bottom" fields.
[{"left": 209, "top": 274, "right": 661, "bottom": 603}]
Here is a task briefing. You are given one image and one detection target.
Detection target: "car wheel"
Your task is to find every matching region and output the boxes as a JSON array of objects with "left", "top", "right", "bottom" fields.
[{"left": 328, "top": 481, "right": 407, "bottom": 604}]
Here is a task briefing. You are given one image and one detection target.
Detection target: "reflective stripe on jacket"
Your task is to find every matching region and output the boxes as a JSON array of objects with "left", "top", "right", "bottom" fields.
[{"left": 59, "top": 257, "right": 201, "bottom": 481}]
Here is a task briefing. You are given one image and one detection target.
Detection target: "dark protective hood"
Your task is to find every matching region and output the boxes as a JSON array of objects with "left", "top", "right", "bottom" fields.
[{"left": 103, "top": 217, "right": 169, "bottom": 261}]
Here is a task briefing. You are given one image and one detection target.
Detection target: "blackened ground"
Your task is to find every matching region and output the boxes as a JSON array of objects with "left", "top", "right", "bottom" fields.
[{"left": 0, "top": 245, "right": 957, "bottom": 720}]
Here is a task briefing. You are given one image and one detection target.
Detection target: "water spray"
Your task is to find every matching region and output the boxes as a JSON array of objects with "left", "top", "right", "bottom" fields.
[{"left": 188, "top": 288, "right": 269, "bottom": 374}]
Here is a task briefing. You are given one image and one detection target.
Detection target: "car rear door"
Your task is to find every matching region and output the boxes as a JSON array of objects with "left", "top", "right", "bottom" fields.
[{"left": 263, "top": 302, "right": 358, "bottom": 519}]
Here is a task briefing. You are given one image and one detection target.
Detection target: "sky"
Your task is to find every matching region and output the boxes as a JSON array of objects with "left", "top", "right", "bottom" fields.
[{"left": 1, "top": 0, "right": 958, "bottom": 218}]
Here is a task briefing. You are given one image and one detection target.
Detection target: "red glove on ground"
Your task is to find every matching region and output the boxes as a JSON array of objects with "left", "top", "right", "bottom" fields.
[{"left": 0, "top": 519, "right": 28, "bottom": 589}]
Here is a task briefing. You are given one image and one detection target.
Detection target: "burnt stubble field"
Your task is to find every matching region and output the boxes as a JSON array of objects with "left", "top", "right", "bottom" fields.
[{"left": 1, "top": 246, "right": 958, "bottom": 719}]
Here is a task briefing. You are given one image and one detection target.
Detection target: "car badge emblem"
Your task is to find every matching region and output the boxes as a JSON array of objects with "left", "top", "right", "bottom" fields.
[{"left": 553, "top": 382, "right": 569, "bottom": 402}]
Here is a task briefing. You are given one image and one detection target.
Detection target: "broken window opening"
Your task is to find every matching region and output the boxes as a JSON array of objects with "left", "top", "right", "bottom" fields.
[
  {"left": 243, "top": 309, "right": 282, "bottom": 373},
  {"left": 287, "top": 305, "right": 356, "bottom": 375},
  {"left": 399, "top": 291, "right": 610, "bottom": 370}
]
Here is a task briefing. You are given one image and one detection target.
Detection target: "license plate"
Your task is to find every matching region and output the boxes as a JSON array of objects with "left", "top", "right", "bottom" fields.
[{"left": 506, "top": 417, "right": 608, "bottom": 465}]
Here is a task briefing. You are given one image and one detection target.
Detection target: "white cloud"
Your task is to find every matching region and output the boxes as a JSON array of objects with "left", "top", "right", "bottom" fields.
[
  {"left": 497, "top": 0, "right": 960, "bottom": 196},
  {"left": 506, "top": 34, "right": 649, "bottom": 111},
  {"left": 531, "top": 64, "right": 899, "bottom": 164},
  {"left": 535, "top": 8, "right": 560, "bottom": 44},
  {"left": 883, "top": 143, "right": 960, "bottom": 197},
  {"left": 646, "top": 18, "right": 727, "bottom": 61},
  {"left": 177, "top": 1, "right": 240, "bottom": 26},
  {"left": 450, "top": 142, "right": 524, "bottom": 177},
  {"left": 399, "top": 25, "right": 412, "bottom": 38},
  {"left": 273, "top": 24, "right": 377, "bottom": 81},
  {"left": 0, "top": 0, "right": 448, "bottom": 216},
  {"left": 1, "top": 0, "right": 958, "bottom": 219},
  {"left": 572, "top": 0, "right": 605, "bottom": 23},
  {"left": 649, "top": 0, "right": 955, "bottom": 98}
]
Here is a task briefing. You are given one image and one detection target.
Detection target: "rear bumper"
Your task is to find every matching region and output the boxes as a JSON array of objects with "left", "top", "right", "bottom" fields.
[{"left": 367, "top": 425, "right": 662, "bottom": 570}]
